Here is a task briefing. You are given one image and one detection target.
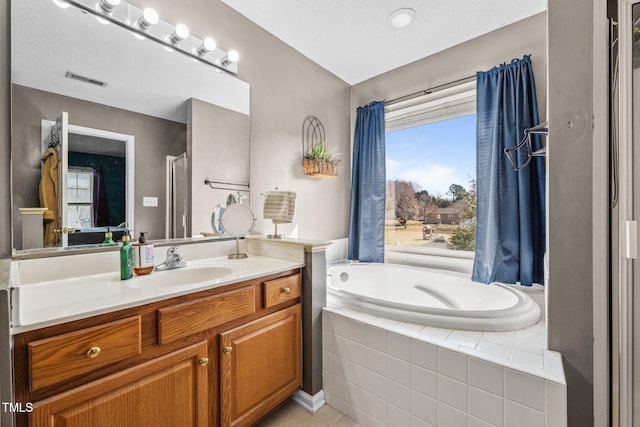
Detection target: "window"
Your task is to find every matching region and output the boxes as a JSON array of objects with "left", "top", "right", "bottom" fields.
[
  {"left": 67, "top": 168, "right": 93, "bottom": 230},
  {"left": 385, "top": 82, "right": 476, "bottom": 252}
]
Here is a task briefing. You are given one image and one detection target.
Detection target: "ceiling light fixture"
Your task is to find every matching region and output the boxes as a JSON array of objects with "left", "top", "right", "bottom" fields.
[
  {"left": 387, "top": 8, "right": 416, "bottom": 29},
  {"left": 220, "top": 50, "right": 239, "bottom": 68},
  {"left": 196, "top": 37, "right": 217, "bottom": 57},
  {"left": 168, "top": 23, "right": 190, "bottom": 45},
  {"left": 56, "top": 0, "right": 239, "bottom": 74}
]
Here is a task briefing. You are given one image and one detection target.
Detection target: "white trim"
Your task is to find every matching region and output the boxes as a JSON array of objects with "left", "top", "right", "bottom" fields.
[
  {"left": 66, "top": 123, "right": 135, "bottom": 234},
  {"left": 617, "top": 1, "right": 637, "bottom": 425},
  {"left": 592, "top": 3, "right": 610, "bottom": 426},
  {"left": 385, "top": 81, "right": 476, "bottom": 132},
  {"left": 43, "top": 119, "right": 136, "bottom": 238},
  {"left": 165, "top": 155, "right": 177, "bottom": 239},
  {"left": 292, "top": 389, "right": 325, "bottom": 414}
]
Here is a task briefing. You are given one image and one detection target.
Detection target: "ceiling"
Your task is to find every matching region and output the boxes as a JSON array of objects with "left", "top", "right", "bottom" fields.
[{"left": 222, "top": 0, "right": 547, "bottom": 85}]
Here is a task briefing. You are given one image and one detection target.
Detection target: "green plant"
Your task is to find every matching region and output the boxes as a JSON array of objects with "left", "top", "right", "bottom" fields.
[
  {"left": 448, "top": 221, "right": 476, "bottom": 251},
  {"left": 305, "top": 141, "right": 339, "bottom": 161}
]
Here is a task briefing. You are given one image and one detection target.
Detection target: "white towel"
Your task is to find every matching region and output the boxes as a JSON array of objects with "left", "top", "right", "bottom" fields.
[{"left": 263, "top": 191, "right": 296, "bottom": 224}]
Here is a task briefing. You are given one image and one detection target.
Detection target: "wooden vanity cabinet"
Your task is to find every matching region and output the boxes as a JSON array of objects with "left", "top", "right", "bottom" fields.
[
  {"left": 30, "top": 341, "right": 209, "bottom": 427},
  {"left": 13, "top": 269, "right": 302, "bottom": 427},
  {"left": 220, "top": 304, "right": 301, "bottom": 427}
]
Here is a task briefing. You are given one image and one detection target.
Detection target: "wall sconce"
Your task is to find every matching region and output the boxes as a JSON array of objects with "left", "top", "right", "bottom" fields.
[
  {"left": 136, "top": 7, "right": 159, "bottom": 32},
  {"left": 61, "top": 0, "right": 240, "bottom": 75},
  {"left": 220, "top": 50, "right": 240, "bottom": 68}
]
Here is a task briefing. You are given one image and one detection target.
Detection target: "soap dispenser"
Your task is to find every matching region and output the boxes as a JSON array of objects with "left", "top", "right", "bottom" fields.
[
  {"left": 103, "top": 227, "right": 116, "bottom": 246},
  {"left": 132, "top": 232, "right": 154, "bottom": 275},
  {"left": 120, "top": 231, "right": 133, "bottom": 280}
]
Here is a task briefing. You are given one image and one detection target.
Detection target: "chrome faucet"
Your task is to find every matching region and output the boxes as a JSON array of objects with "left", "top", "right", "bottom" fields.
[{"left": 155, "top": 246, "right": 186, "bottom": 271}]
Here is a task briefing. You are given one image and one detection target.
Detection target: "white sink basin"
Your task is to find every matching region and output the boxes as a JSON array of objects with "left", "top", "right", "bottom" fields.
[{"left": 124, "top": 266, "right": 235, "bottom": 289}]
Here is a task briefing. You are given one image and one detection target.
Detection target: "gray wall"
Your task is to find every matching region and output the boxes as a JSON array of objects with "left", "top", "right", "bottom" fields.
[
  {"left": 547, "top": 0, "right": 603, "bottom": 425},
  {"left": 11, "top": 85, "right": 186, "bottom": 248},
  {"left": 187, "top": 98, "right": 250, "bottom": 236},
  {"left": 1, "top": 0, "right": 9, "bottom": 258},
  {"left": 351, "top": 13, "right": 548, "bottom": 125},
  {"left": 150, "top": 0, "right": 352, "bottom": 241}
]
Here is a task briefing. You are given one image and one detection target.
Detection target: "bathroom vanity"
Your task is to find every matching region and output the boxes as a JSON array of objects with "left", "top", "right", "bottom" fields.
[
  {"left": 6, "top": 237, "right": 322, "bottom": 427},
  {"left": 14, "top": 270, "right": 301, "bottom": 427}
]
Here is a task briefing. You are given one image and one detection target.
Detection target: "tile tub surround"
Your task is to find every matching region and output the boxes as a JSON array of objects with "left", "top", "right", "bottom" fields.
[{"left": 322, "top": 303, "right": 566, "bottom": 427}]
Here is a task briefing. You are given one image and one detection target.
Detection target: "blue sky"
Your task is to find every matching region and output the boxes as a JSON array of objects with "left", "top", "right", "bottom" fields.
[{"left": 386, "top": 114, "right": 476, "bottom": 197}]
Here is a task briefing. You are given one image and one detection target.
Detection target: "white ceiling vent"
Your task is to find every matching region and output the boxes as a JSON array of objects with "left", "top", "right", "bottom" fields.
[{"left": 65, "top": 71, "right": 108, "bottom": 88}]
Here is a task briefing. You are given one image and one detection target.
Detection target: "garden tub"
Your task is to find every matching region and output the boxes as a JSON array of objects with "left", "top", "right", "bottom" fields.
[{"left": 326, "top": 262, "right": 541, "bottom": 332}]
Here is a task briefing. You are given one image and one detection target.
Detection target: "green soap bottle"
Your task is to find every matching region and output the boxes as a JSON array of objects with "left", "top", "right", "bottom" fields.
[
  {"left": 120, "top": 233, "right": 133, "bottom": 280},
  {"left": 103, "top": 227, "right": 116, "bottom": 246}
]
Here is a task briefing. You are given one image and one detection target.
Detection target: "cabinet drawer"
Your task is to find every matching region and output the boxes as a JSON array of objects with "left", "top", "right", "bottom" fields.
[
  {"left": 28, "top": 316, "right": 142, "bottom": 392},
  {"left": 158, "top": 286, "right": 256, "bottom": 344},
  {"left": 263, "top": 274, "right": 301, "bottom": 308}
]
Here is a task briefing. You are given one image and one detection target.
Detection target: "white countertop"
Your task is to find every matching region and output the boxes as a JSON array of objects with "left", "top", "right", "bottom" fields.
[
  {"left": 13, "top": 255, "right": 303, "bottom": 334},
  {"left": 246, "top": 235, "right": 333, "bottom": 252}
]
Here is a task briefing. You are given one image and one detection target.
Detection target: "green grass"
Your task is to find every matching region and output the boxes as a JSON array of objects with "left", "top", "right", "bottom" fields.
[{"left": 385, "top": 220, "right": 457, "bottom": 247}]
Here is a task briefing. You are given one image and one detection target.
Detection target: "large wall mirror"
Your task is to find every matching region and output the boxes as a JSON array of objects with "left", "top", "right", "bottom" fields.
[{"left": 11, "top": 0, "right": 251, "bottom": 253}]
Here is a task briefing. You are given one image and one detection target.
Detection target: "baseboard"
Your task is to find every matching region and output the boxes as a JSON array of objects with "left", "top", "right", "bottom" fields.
[{"left": 292, "top": 389, "right": 326, "bottom": 413}]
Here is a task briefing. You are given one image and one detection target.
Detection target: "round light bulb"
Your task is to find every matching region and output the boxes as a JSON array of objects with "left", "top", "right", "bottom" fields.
[
  {"left": 227, "top": 49, "right": 240, "bottom": 63},
  {"left": 196, "top": 37, "right": 217, "bottom": 57},
  {"left": 136, "top": 7, "right": 159, "bottom": 32},
  {"left": 142, "top": 7, "right": 159, "bottom": 26},
  {"left": 175, "top": 23, "right": 190, "bottom": 40},
  {"left": 203, "top": 37, "right": 217, "bottom": 52}
]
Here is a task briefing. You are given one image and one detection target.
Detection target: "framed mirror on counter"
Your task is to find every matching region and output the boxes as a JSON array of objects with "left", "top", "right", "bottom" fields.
[{"left": 11, "top": 0, "right": 251, "bottom": 255}]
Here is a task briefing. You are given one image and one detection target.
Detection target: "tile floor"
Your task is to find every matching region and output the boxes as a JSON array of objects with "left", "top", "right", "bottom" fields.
[{"left": 255, "top": 400, "right": 361, "bottom": 427}]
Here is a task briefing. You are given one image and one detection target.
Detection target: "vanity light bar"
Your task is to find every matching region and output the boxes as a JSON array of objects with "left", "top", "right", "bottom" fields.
[
  {"left": 65, "top": 71, "right": 108, "bottom": 87},
  {"left": 60, "top": 0, "right": 239, "bottom": 75}
]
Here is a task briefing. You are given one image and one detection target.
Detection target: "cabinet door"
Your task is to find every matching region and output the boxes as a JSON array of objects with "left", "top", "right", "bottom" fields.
[
  {"left": 30, "top": 341, "right": 209, "bottom": 427},
  {"left": 220, "top": 304, "right": 301, "bottom": 427}
]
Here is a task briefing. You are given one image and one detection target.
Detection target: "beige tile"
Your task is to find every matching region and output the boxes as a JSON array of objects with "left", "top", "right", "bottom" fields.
[
  {"left": 332, "top": 416, "right": 363, "bottom": 427},
  {"left": 255, "top": 400, "right": 360, "bottom": 427}
]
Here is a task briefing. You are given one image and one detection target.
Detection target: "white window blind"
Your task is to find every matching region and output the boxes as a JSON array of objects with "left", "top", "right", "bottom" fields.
[{"left": 385, "top": 81, "right": 476, "bottom": 132}]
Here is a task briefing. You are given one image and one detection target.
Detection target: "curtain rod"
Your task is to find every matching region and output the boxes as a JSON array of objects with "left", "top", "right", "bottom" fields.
[{"left": 385, "top": 75, "right": 476, "bottom": 106}]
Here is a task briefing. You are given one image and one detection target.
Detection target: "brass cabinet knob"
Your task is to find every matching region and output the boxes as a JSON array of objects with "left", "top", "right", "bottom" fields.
[
  {"left": 199, "top": 357, "right": 209, "bottom": 366},
  {"left": 223, "top": 346, "right": 233, "bottom": 354},
  {"left": 86, "top": 346, "right": 101, "bottom": 359},
  {"left": 281, "top": 287, "right": 291, "bottom": 294}
]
